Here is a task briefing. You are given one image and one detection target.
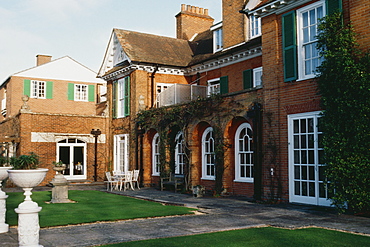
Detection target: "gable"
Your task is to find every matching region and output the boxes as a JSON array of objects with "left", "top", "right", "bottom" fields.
[{"left": 14, "top": 56, "right": 103, "bottom": 84}]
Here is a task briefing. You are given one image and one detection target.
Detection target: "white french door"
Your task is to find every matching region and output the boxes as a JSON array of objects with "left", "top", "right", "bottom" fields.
[
  {"left": 57, "top": 138, "right": 87, "bottom": 180},
  {"left": 114, "top": 134, "right": 129, "bottom": 174},
  {"left": 288, "top": 112, "right": 331, "bottom": 206}
]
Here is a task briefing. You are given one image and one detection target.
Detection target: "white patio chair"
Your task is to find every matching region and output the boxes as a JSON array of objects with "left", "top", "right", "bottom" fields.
[
  {"left": 120, "top": 170, "right": 134, "bottom": 191},
  {"left": 105, "top": 171, "right": 119, "bottom": 191},
  {"left": 132, "top": 169, "right": 140, "bottom": 189}
]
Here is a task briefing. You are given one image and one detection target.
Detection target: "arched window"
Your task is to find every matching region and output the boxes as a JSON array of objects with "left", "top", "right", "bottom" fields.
[
  {"left": 202, "top": 127, "right": 215, "bottom": 180},
  {"left": 175, "top": 132, "right": 185, "bottom": 175},
  {"left": 152, "top": 133, "right": 160, "bottom": 176},
  {"left": 235, "top": 123, "right": 253, "bottom": 182}
]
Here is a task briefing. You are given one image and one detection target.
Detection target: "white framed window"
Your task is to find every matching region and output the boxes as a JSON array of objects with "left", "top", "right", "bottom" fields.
[
  {"left": 235, "top": 123, "right": 254, "bottom": 182},
  {"left": 207, "top": 78, "right": 220, "bottom": 96},
  {"left": 152, "top": 133, "right": 160, "bottom": 176},
  {"left": 253, "top": 67, "right": 263, "bottom": 87},
  {"left": 211, "top": 22, "right": 223, "bottom": 53},
  {"left": 156, "top": 82, "right": 173, "bottom": 106},
  {"left": 202, "top": 127, "right": 215, "bottom": 180},
  {"left": 114, "top": 134, "right": 129, "bottom": 174},
  {"left": 74, "top": 84, "right": 88, "bottom": 101},
  {"left": 288, "top": 111, "right": 330, "bottom": 206},
  {"left": 117, "top": 77, "right": 130, "bottom": 118},
  {"left": 250, "top": 14, "right": 261, "bottom": 39},
  {"left": 175, "top": 132, "right": 185, "bottom": 175},
  {"left": 214, "top": 28, "right": 223, "bottom": 52},
  {"left": 297, "top": 1, "right": 325, "bottom": 80},
  {"left": 31, "top": 80, "right": 46, "bottom": 99}
]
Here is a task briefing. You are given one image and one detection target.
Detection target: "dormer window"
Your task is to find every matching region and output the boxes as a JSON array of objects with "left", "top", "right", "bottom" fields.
[
  {"left": 211, "top": 22, "right": 223, "bottom": 53},
  {"left": 250, "top": 15, "right": 261, "bottom": 39}
]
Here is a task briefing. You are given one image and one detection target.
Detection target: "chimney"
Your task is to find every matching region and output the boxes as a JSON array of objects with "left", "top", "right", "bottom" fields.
[
  {"left": 36, "top": 55, "right": 52, "bottom": 66},
  {"left": 176, "top": 4, "right": 214, "bottom": 40},
  {"left": 222, "top": 0, "right": 246, "bottom": 49}
]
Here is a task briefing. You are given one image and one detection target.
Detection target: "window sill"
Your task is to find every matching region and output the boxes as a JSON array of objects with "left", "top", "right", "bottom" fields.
[
  {"left": 234, "top": 179, "right": 254, "bottom": 183},
  {"left": 201, "top": 177, "right": 215, "bottom": 181}
]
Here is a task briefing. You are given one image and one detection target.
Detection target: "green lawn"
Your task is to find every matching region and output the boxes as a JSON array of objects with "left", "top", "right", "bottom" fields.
[
  {"left": 100, "top": 227, "right": 370, "bottom": 247},
  {"left": 6, "top": 190, "right": 196, "bottom": 228}
]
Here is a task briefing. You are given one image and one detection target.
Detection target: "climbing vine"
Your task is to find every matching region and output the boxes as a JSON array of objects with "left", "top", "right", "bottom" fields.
[
  {"left": 316, "top": 12, "right": 370, "bottom": 213},
  {"left": 136, "top": 95, "right": 244, "bottom": 194}
]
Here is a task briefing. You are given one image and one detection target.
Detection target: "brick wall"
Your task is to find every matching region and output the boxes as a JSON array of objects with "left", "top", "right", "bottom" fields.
[
  {"left": 176, "top": 4, "right": 214, "bottom": 40},
  {"left": 15, "top": 112, "right": 109, "bottom": 185},
  {"left": 222, "top": 0, "right": 246, "bottom": 49}
]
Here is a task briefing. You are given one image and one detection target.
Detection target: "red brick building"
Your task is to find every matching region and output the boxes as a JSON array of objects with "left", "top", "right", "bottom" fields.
[
  {"left": 0, "top": 55, "right": 109, "bottom": 184},
  {"left": 99, "top": 0, "right": 369, "bottom": 206}
]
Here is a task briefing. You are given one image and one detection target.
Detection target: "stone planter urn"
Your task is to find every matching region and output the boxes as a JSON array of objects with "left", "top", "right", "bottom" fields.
[
  {"left": 8, "top": 168, "right": 48, "bottom": 247},
  {"left": 0, "top": 166, "right": 11, "bottom": 233},
  {"left": 50, "top": 165, "right": 73, "bottom": 203}
]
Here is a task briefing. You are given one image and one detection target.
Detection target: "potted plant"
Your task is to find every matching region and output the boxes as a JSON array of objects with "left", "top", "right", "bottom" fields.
[
  {"left": 52, "top": 160, "right": 66, "bottom": 174},
  {"left": 192, "top": 185, "right": 205, "bottom": 197},
  {"left": 7, "top": 152, "right": 48, "bottom": 246},
  {"left": 7, "top": 152, "right": 48, "bottom": 189}
]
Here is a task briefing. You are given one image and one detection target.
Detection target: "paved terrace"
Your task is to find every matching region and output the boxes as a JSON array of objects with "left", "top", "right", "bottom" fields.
[{"left": 1, "top": 184, "right": 369, "bottom": 247}]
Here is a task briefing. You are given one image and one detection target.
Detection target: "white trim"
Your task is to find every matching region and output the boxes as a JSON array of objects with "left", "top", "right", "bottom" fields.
[
  {"left": 201, "top": 127, "right": 215, "bottom": 180},
  {"left": 57, "top": 138, "right": 87, "bottom": 180},
  {"left": 288, "top": 111, "right": 331, "bottom": 206},
  {"left": 31, "top": 132, "right": 106, "bottom": 143},
  {"left": 174, "top": 131, "right": 185, "bottom": 175},
  {"left": 152, "top": 133, "right": 160, "bottom": 176},
  {"left": 253, "top": 67, "right": 263, "bottom": 87},
  {"left": 234, "top": 123, "right": 254, "bottom": 183},
  {"left": 114, "top": 134, "right": 129, "bottom": 174},
  {"left": 296, "top": 0, "right": 325, "bottom": 81},
  {"left": 74, "top": 84, "right": 88, "bottom": 102}
]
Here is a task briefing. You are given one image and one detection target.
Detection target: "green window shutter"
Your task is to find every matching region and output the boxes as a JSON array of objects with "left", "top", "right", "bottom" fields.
[
  {"left": 220, "top": 76, "right": 228, "bottom": 94},
  {"left": 243, "top": 70, "right": 253, "bottom": 89},
  {"left": 68, "top": 83, "right": 75, "bottom": 100},
  {"left": 23, "top": 79, "right": 31, "bottom": 96},
  {"left": 88, "top": 85, "right": 95, "bottom": 102},
  {"left": 124, "top": 77, "right": 130, "bottom": 116},
  {"left": 282, "top": 11, "right": 297, "bottom": 82},
  {"left": 46, "top": 81, "right": 53, "bottom": 99},
  {"left": 326, "top": 0, "right": 342, "bottom": 15},
  {"left": 112, "top": 81, "right": 117, "bottom": 118}
]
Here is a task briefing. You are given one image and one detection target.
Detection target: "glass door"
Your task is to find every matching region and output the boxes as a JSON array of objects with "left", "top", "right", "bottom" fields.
[
  {"left": 288, "top": 112, "right": 331, "bottom": 206},
  {"left": 57, "top": 138, "right": 86, "bottom": 179}
]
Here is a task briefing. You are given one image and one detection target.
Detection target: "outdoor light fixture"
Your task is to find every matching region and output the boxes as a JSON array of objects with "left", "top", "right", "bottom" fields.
[{"left": 91, "top": 129, "right": 102, "bottom": 182}]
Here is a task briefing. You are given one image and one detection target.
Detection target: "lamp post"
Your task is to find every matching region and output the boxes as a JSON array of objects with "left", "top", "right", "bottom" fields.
[{"left": 91, "top": 129, "right": 101, "bottom": 182}]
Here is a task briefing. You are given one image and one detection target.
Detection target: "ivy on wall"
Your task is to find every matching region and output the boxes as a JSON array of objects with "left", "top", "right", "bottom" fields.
[
  {"left": 136, "top": 95, "right": 244, "bottom": 194},
  {"left": 316, "top": 12, "right": 370, "bottom": 213}
]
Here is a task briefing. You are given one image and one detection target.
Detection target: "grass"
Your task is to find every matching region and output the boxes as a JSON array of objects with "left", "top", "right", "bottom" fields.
[
  {"left": 6, "top": 190, "right": 196, "bottom": 228},
  {"left": 99, "top": 227, "right": 370, "bottom": 247}
]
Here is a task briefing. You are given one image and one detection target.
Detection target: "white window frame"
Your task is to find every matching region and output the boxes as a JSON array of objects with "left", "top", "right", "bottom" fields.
[
  {"left": 114, "top": 134, "right": 129, "bottom": 174},
  {"left": 152, "top": 133, "right": 160, "bottom": 176},
  {"left": 297, "top": 0, "right": 325, "bottom": 80},
  {"left": 175, "top": 132, "right": 185, "bottom": 175},
  {"left": 117, "top": 77, "right": 129, "bottom": 118},
  {"left": 202, "top": 127, "right": 215, "bottom": 180},
  {"left": 31, "top": 80, "right": 46, "bottom": 99},
  {"left": 56, "top": 138, "right": 87, "bottom": 180},
  {"left": 74, "top": 84, "right": 88, "bottom": 101},
  {"left": 253, "top": 67, "right": 263, "bottom": 87},
  {"left": 250, "top": 14, "right": 261, "bottom": 39},
  {"left": 156, "top": 82, "right": 173, "bottom": 106},
  {"left": 234, "top": 123, "right": 254, "bottom": 182},
  {"left": 211, "top": 22, "right": 223, "bottom": 53},
  {"left": 207, "top": 78, "right": 220, "bottom": 96},
  {"left": 288, "top": 111, "right": 331, "bottom": 206}
]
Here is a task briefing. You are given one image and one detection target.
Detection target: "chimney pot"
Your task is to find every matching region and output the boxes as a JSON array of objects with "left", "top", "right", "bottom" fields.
[{"left": 181, "top": 4, "right": 186, "bottom": 11}]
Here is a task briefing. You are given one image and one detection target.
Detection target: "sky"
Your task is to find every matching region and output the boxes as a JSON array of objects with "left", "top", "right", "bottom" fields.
[{"left": 0, "top": 0, "right": 222, "bottom": 83}]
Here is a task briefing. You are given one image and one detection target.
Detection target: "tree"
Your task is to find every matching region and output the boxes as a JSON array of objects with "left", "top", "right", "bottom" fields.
[{"left": 316, "top": 12, "right": 370, "bottom": 213}]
